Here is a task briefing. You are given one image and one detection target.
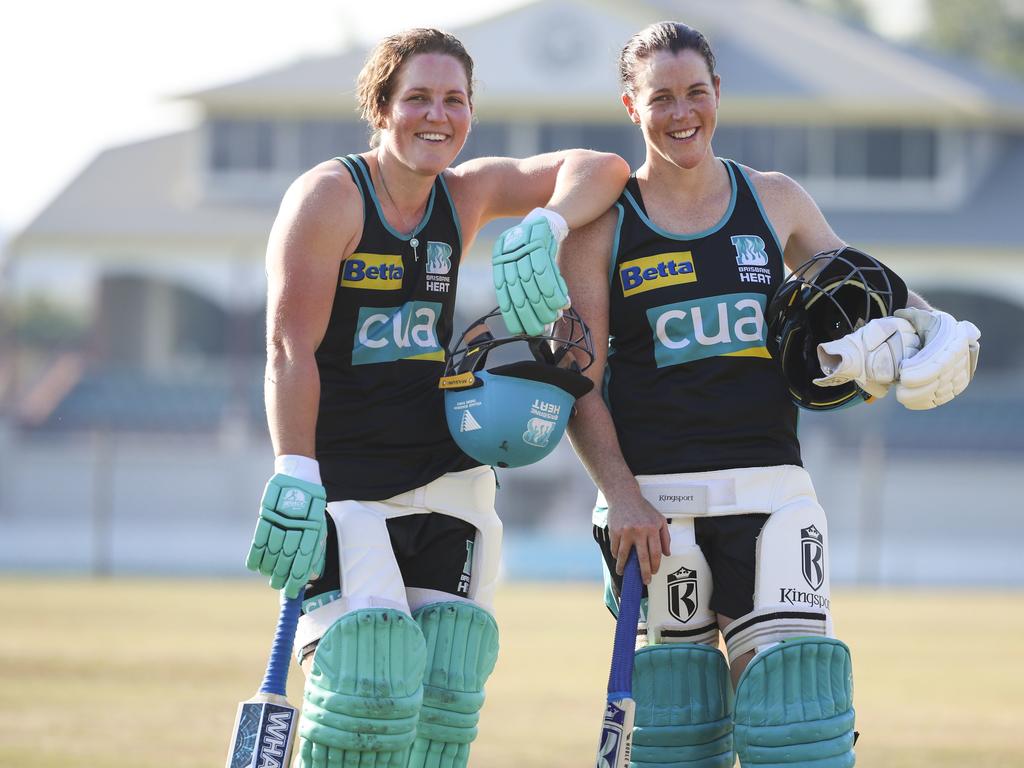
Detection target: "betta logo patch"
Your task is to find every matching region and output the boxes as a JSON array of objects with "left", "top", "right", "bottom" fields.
[
  {"left": 341, "top": 253, "right": 404, "bottom": 291},
  {"left": 619, "top": 252, "right": 697, "bottom": 297}
]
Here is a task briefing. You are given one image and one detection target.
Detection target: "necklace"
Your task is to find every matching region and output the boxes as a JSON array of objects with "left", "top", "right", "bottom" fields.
[{"left": 375, "top": 154, "right": 424, "bottom": 260}]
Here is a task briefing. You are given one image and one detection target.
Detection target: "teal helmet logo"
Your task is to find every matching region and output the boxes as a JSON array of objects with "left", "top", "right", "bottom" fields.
[{"left": 440, "top": 307, "right": 595, "bottom": 468}]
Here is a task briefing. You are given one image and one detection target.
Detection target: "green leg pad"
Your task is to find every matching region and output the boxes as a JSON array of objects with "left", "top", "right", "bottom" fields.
[
  {"left": 733, "top": 637, "right": 855, "bottom": 767},
  {"left": 407, "top": 602, "right": 500, "bottom": 768},
  {"left": 631, "top": 643, "right": 735, "bottom": 768},
  {"left": 297, "top": 608, "right": 426, "bottom": 768}
]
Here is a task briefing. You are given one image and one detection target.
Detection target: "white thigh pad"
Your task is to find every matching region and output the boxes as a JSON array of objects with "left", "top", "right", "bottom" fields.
[
  {"left": 723, "top": 496, "right": 833, "bottom": 663},
  {"left": 644, "top": 518, "right": 719, "bottom": 646}
]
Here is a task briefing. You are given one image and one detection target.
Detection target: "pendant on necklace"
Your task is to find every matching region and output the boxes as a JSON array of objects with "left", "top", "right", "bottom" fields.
[{"left": 410, "top": 237, "right": 420, "bottom": 262}]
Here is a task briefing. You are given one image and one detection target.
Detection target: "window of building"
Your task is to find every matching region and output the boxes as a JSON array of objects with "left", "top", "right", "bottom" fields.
[
  {"left": 298, "top": 121, "right": 370, "bottom": 168},
  {"left": 209, "top": 119, "right": 274, "bottom": 171},
  {"left": 461, "top": 124, "right": 510, "bottom": 159},
  {"left": 714, "top": 125, "right": 938, "bottom": 182},
  {"left": 539, "top": 123, "right": 645, "bottom": 166}
]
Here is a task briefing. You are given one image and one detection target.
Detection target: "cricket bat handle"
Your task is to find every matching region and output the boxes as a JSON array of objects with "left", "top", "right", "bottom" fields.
[{"left": 260, "top": 590, "right": 303, "bottom": 697}]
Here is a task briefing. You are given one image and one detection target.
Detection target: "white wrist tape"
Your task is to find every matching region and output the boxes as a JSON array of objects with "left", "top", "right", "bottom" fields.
[
  {"left": 275, "top": 454, "right": 322, "bottom": 485},
  {"left": 814, "top": 316, "right": 920, "bottom": 399},
  {"left": 523, "top": 207, "right": 569, "bottom": 244}
]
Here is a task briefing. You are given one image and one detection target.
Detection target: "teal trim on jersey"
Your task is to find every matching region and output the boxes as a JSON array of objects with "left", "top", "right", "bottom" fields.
[
  {"left": 438, "top": 172, "right": 463, "bottom": 252},
  {"left": 732, "top": 160, "right": 785, "bottom": 258},
  {"left": 621, "top": 160, "right": 737, "bottom": 242},
  {"left": 336, "top": 156, "right": 364, "bottom": 207},
  {"left": 608, "top": 202, "right": 626, "bottom": 286},
  {"left": 349, "top": 154, "right": 436, "bottom": 242}
]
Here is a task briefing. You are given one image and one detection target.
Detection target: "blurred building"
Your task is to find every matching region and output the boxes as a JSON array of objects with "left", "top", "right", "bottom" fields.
[{"left": 3, "top": 0, "right": 1024, "bottom": 579}]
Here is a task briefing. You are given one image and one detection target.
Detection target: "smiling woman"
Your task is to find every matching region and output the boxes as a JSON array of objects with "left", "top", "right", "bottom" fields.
[{"left": 239, "top": 25, "right": 630, "bottom": 768}]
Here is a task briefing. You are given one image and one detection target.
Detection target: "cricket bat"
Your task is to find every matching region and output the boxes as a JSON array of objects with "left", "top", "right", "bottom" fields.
[
  {"left": 595, "top": 550, "right": 642, "bottom": 768},
  {"left": 226, "top": 589, "right": 304, "bottom": 768}
]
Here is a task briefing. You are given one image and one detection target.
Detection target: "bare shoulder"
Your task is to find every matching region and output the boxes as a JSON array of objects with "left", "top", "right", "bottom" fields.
[
  {"left": 283, "top": 160, "right": 362, "bottom": 228},
  {"left": 740, "top": 165, "right": 808, "bottom": 208}
]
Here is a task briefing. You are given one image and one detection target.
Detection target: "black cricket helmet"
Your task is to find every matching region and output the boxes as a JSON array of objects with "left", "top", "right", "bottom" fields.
[
  {"left": 766, "top": 246, "right": 908, "bottom": 410},
  {"left": 439, "top": 307, "right": 594, "bottom": 468}
]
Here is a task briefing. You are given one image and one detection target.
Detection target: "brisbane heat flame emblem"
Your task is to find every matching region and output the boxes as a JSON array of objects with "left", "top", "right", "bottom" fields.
[{"left": 666, "top": 565, "right": 698, "bottom": 622}]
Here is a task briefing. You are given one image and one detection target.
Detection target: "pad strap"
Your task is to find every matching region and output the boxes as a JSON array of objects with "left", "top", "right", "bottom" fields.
[
  {"left": 408, "top": 602, "right": 500, "bottom": 768},
  {"left": 733, "top": 637, "right": 855, "bottom": 767},
  {"left": 722, "top": 606, "right": 828, "bottom": 664}
]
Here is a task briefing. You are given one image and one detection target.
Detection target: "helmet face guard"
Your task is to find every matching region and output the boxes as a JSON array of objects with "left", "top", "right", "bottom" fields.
[
  {"left": 766, "top": 247, "right": 908, "bottom": 410},
  {"left": 440, "top": 307, "right": 595, "bottom": 468}
]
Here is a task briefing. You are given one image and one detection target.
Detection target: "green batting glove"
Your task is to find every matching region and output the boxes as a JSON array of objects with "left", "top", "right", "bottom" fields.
[
  {"left": 492, "top": 208, "right": 571, "bottom": 336},
  {"left": 246, "top": 470, "right": 327, "bottom": 599}
]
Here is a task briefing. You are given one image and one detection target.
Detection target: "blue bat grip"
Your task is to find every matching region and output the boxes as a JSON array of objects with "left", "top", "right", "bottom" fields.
[
  {"left": 607, "top": 550, "right": 642, "bottom": 697},
  {"left": 260, "top": 589, "right": 304, "bottom": 696}
]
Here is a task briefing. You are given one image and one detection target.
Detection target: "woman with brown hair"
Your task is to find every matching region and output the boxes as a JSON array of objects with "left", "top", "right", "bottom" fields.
[
  {"left": 243, "top": 27, "right": 628, "bottom": 768},
  {"left": 560, "top": 21, "right": 979, "bottom": 768}
]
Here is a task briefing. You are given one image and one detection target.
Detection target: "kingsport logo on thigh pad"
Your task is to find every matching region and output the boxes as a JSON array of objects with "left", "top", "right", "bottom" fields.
[
  {"left": 353, "top": 301, "right": 444, "bottom": 365},
  {"left": 647, "top": 292, "right": 770, "bottom": 367}
]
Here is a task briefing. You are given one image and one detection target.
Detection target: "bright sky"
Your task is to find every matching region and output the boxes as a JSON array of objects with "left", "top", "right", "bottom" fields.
[{"left": 0, "top": 0, "right": 925, "bottom": 235}]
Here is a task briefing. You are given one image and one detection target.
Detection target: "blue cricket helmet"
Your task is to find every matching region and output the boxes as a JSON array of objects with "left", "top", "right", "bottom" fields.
[{"left": 440, "top": 307, "right": 595, "bottom": 468}]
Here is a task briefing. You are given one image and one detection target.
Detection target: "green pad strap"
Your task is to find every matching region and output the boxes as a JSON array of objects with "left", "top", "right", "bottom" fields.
[
  {"left": 733, "top": 637, "right": 855, "bottom": 767},
  {"left": 298, "top": 608, "right": 425, "bottom": 762},
  {"left": 631, "top": 643, "right": 734, "bottom": 768},
  {"left": 408, "top": 602, "right": 500, "bottom": 768}
]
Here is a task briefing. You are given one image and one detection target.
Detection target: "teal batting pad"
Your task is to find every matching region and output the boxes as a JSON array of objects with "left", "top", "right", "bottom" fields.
[
  {"left": 631, "top": 643, "right": 735, "bottom": 767},
  {"left": 297, "top": 608, "right": 425, "bottom": 768},
  {"left": 733, "top": 637, "right": 855, "bottom": 767},
  {"left": 408, "top": 602, "right": 500, "bottom": 768}
]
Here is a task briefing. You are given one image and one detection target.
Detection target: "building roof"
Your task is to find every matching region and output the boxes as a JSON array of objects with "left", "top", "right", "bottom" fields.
[
  {"left": 185, "top": 0, "right": 1024, "bottom": 124},
  {"left": 9, "top": 131, "right": 277, "bottom": 252},
  {"left": 11, "top": 0, "right": 1024, "bottom": 254}
]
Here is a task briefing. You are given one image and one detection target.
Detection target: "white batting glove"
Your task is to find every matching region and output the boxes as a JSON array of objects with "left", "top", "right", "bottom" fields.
[
  {"left": 814, "top": 316, "right": 921, "bottom": 398},
  {"left": 893, "top": 308, "right": 980, "bottom": 410}
]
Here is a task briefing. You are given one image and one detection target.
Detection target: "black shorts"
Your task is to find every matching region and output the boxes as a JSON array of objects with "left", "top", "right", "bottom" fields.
[
  {"left": 307, "top": 511, "right": 477, "bottom": 602},
  {"left": 594, "top": 513, "right": 769, "bottom": 620}
]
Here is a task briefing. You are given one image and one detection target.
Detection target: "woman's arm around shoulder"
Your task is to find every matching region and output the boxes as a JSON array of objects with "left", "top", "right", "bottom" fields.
[
  {"left": 265, "top": 161, "right": 363, "bottom": 457},
  {"left": 445, "top": 150, "right": 630, "bottom": 244}
]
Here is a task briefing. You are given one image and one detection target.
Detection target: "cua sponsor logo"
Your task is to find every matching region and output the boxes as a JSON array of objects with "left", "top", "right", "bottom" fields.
[
  {"left": 619, "top": 252, "right": 697, "bottom": 297},
  {"left": 352, "top": 301, "right": 444, "bottom": 365},
  {"left": 647, "top": 292, "right": 769, "bottom": 367}
]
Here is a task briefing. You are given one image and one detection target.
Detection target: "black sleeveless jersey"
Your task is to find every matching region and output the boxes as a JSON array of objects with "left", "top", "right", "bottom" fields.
[
  {"left": 604, "top": 159, "right": 801, "bottom": 474},
  {"left": 314, "top": 154, "right": 478, "bottom": 501}
]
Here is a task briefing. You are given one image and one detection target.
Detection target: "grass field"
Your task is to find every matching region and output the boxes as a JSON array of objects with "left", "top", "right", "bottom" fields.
[{"left": 2, "top": 578, "right": 1022, "bottom": 767}]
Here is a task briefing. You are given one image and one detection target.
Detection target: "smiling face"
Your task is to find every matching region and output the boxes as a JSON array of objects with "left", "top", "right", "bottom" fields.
[
  {"left": 623, "top": 48, "right": 720, "bottom": 172},
  {"left": 378, "top": 53, "right": 473, "bottom": 176}
]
